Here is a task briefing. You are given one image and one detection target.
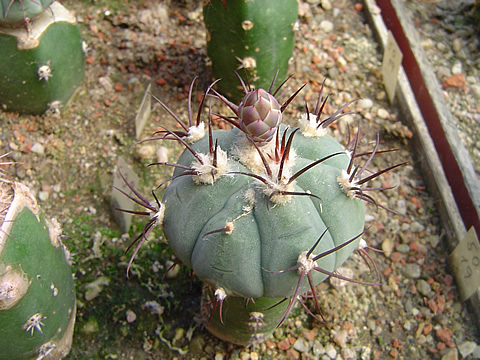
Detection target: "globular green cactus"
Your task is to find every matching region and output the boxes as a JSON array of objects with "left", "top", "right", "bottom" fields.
[
  {"left": 0, "top": 1, "right": 84, "bottom": 114},
  {"left": 0, "top": 179, "right": 76, "bottom": 359},
  {"left": 203, "top": 0, "right": 298, "bottom": 102},
  {"left": 119, "top": 76, "right": 404, "bottom": 346},
  {"left": 0, "top": 0, "right": 55, "bottom": 25}
]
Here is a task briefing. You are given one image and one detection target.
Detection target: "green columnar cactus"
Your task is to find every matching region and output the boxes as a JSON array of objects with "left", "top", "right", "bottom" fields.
[
  {"left": 0, "top": 180, "right": 76, "bottom": 359},
  {"left": 0, "top": 1, "right": 85, "bottom": 114},
  {"left": 119, "top": 77, "right": 403, "bottom": 346},
  {"left": 203, "top": 0, "right": 298, "bottom": 102}
]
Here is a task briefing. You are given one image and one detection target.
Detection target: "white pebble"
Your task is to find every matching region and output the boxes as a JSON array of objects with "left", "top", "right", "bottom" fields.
[
  {"left": 98, "top": 76, "right": 113, "bottom": 93},
  {"left": 294, "top": 337, "right": 311, "bottom": 352},
  {"left": 30, "top": 142, "right": 45, "bottom": 155},
  {"left": 458, "top": 341, "right": 477, "bottom": 358},
  {"left": 126, "top": 309, "right": 136, "bottom": 323},
  {"left": 325, "top": 343, "right": 337, "bottom": 359},
  {"left": 382, "top": 237, "right": 394, "bottom": 258},
  {"left": 330, "top": 267, "right": 354, "bottom": 289},
  {"left": 38, "top": 191, "right": 49, "bottom": 201},
  {"left": 321, "top": 0, "right": 332, "bottom": 11},
  {"left": 320, "top": 20, "right": 334, "bottom": 33},
  {"left": 356, "top": 98, "right": 374, "bottom": 109},
  {"left": 136, "top": 144, "right": 156, "bottom": 160},
  {"left": 451, "top": 61, "right": 462, "bottom": 75},
  {"left": 377, "top": 108, "right": 389, "bottom": 119},
  {"left": 156, "top": 146, "right": 169, "bottom": 163},
  {"left": 333, "top": 329, "right": 348, "bottom": 347}
]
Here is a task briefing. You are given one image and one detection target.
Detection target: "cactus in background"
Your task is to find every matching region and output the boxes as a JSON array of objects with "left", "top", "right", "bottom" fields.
[
  {"left": 0, "top": 169, "right": 76, "bottom": 359},
  {"left": 0, "top": 1, "right": 85, "bottom": 114},
  {"left": 0, "top": 0, "right": 55, "bottom": 25},
  {"left": 203, "top": 0, "right": 298, "bottom": 102},
  {"left": 118, "top": 75, "right": 404, "bottom": 346}
]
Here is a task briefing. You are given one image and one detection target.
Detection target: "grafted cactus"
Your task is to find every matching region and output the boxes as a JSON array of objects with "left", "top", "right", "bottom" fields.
[
  {"left": 0, "top": 179, "right": 76, "bottom": 359},
  {"left": 203, "top": 0, "right": 298, "bottom": 102},
  {"left": 0, "top": 1, "right": 84, "bottom": 114},
  {"left": 119, "top": 76, "right": 404, "bottom": 346}
]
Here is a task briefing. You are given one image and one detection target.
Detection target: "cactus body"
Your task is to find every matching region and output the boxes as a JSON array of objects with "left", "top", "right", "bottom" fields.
[
  {"left": 0, "top": 0, "right": 55, "bottom": 25},
  {"left": 201, "top": 286, "right": 289, "bottom": 346},
  {"left": 0, "top": 181, "right": 76, "bottom": 360},
  {"left": 0, "top": 2, "right": 84, "bottom": 114},
  {"left": 203, "top": 0, "right": 298, "bottom": 102},
  {"left": 122, "top": 78, "right": 401, "bottom": 345},
  {"left": 162, "top": 124, "right": 365, "bottom": 300}
]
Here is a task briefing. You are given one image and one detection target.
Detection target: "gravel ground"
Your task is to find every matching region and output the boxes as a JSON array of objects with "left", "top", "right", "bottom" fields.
[
  {"left": 1, "top": 0, "right": 479, "bottom": 359},
  {"left": 401, "top": 0, "right": 480, "bottom": 178}
]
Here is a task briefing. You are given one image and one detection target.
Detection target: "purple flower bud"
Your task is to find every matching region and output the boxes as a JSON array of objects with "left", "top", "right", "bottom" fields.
[{"left": 238, "top": 89, "right": 282, "bottom": 145}]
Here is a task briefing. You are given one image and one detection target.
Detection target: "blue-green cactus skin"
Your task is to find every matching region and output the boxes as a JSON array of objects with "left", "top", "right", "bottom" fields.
[
  {"left": 162, "top": 124, "right": 365, "bottom": 299},
  {"left": 0, "top": 0, "right": 55, "bottom": 25}
]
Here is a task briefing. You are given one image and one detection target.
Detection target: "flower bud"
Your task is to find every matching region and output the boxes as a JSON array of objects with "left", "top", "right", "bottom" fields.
[{"left": 238, "top": 89, "right": 282, "bottom": 145}]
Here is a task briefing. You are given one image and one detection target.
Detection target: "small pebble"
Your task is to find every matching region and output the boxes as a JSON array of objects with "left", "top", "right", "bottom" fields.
[
  {"left": 376, "top": 90, "right": 387, "bottom": 101},
  {"left": 325, "top": 343, "right": 337, "bottom": 359},
  {"left": 250, "top": 351, "right": 260, "bottom": 360},
  {"left": 396, "top": 199, "right": 407, "bottom": 215},
  {"left": 451, "top": 61, "right": 462, "bottom": 75},
  {"left": 429, "top": 235, "right": 440, "bottom": 247},
  {"left": 330, "top": 267, "right": 353, "bottom": 289},
  {"left": 404, "top": 263, "right": 422, "bottom": 279},
  {"left": 333, "top": 329, "right": 348, "bottom": 347},
  {"left": 312, "top": 341, "right": 325, "bottom": 356},
  {"left": 441, "top": 348, "right": 458, "bottom": 360},
  {"left": 410, "top": 221, "right": 425, "bottom": 233},
  {"left": 136, "top": 144, "right": 156, "bottom": 160},
  {"left": 126, "top": 309, "right": 136, "bottom": 323},
  {"left": 356, "top": 98, "right": 374, "bottom": 109},
  {"left": 84, "top": 276, "right": 110, "bottom": 301},
  {"left": 99, "top": 76, "right": 114, "bottom": 93},
  {"left": 416, "top": 279, "right": 433, "bottom": 297},
  {"left": 421, "top": 38, "right": 434, "bottom": 50},
  {"left": 382, "top": 237, "right": 394, "bottom": 258},
  {"left": 360, "top": 347, "right": 372, "bottom": 360},
  {"left": 293, "top": 338, "right": 311, "bottom": 353},
  {"left": 30, "top": 142, "right": 45, "bottom": 155},
  {"left": 164, "top": 260, "right": 180, "bottom": 279},
  {"left": 38, "top": 191, "right": 49, "bottom": 201},
  {"left": 156, "top": 146, "right": 169, "bottom": 163},
  {"left": 452, "top": 38, "right": 462, "bottom": 53},
  {"left": 403, "top": 320, "right": 413, "bottom": 331},
  {"left": 377, "top": 108, "right": 389, "bottom": 119},
  {"left": 470, "top": 84, "right": 480, "bottom": 100},
  {"left": 342, "top": 348, "right": 355, "bottom": 359},
  {"left": 457, "top": 340, "right": 477, "bottom": 358},
  {"left": 143, "top": 300, "right": 164, "bottom": 316},
  {"left": 319, "top": 20, "right": 334, "bottom": 33},
  {"left": 320, "top": 0, "right": 332, "bottom": 10},
  {"left": 396, "top": 243, "right": 410, "bottom": 254}
]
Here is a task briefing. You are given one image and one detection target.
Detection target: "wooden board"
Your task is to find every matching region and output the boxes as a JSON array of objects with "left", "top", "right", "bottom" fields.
[{"left": 363, "top": 0, "right": 480, "bottom": 325}]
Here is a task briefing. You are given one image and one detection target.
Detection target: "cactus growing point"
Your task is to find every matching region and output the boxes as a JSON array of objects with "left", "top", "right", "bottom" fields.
[{"left": 119, "top": 76, "right": 404, "bottom": 346}]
